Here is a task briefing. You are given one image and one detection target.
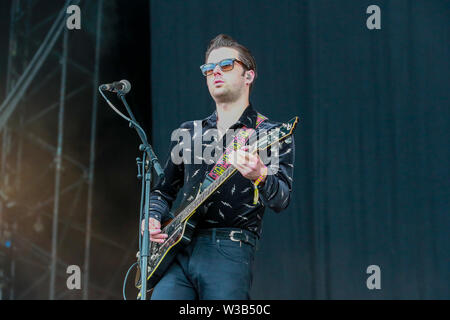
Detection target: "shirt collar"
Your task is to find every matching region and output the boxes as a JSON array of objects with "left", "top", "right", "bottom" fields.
[{"left": 202, "top": 104, "right": 258, "bottom": 129}]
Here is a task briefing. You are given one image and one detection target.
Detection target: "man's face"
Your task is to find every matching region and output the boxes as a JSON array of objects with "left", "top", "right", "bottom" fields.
[{"left": 205, "top": 47, "right": 247, "bottom": 103}]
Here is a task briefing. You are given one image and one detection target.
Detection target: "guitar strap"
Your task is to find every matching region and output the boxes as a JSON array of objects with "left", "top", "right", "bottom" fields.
[{"left": 199, "top": 112, "right": 268, "bottom": 193}]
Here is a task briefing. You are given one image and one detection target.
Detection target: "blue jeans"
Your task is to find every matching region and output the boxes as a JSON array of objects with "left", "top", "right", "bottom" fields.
[{"left": 151, "top": 228, "right": 257, "bottom": 300}]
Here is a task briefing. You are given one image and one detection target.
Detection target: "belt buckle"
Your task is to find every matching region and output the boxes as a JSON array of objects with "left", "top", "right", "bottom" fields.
[{"left": 230, "top": 230, "right": 242, "bottom": 247}]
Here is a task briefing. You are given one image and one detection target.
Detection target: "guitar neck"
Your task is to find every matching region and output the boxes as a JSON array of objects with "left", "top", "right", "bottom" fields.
[
  {"left": 170, "top": 140, "right": 261, "bottom": 224},
  {"left": 163, "top": 116, "right": 298, "bottom": 230}
]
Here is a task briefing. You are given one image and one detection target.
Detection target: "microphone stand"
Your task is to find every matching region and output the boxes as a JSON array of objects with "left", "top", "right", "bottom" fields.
[{"left": 115, "top": 90, "right": 164, "bottom": 300}]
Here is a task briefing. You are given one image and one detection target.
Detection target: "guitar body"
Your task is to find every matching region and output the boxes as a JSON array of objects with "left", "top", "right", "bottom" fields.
[
  {"left": 135, "top": 184, "right": 205, "bottom": 291},
  {"left": 144, "top": 208, "right": 200, "bottom": 289}
]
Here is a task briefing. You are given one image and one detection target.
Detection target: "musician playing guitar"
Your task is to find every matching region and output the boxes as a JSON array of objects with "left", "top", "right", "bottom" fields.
[{"left": 141, "top": 34, "right": 295, "bottom": 300}]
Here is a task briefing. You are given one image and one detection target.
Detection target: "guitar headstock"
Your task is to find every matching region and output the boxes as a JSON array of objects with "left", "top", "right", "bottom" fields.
[{"left": 257, "top": 116, "right": 299, "bottom": 151}]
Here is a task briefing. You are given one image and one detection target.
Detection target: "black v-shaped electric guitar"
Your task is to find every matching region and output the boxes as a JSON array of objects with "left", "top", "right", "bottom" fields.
[{"left": 135, "top": 117, "right": 299, "bottom": 296}]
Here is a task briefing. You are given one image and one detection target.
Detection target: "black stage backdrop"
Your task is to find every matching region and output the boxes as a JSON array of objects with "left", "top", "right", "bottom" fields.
[{"left": 149, "top": 1, "right": 449, "bottom": 299}]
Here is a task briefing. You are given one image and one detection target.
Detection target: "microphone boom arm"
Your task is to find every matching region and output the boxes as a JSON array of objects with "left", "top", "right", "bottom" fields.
[
  {"left": 117, "top": 91, "right": 164, "bottom": 177},
  {"left": 98, "top": 86, "right": 164, "bottom": 177}
]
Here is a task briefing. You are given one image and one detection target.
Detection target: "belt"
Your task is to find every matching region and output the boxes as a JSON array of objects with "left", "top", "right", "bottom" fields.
[{"left": 196, "top": 228, "right": 258, "bottom": 248}]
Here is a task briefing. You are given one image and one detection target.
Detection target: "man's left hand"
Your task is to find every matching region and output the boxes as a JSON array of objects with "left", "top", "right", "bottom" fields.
[{"left": 230, "top": 146, "right": 267, "bottom": 183}]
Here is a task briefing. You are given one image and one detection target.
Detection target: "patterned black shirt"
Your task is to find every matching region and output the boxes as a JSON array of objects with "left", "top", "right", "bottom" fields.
[{"left": 149, "top": 104, "right": 295, "bottom": 238}]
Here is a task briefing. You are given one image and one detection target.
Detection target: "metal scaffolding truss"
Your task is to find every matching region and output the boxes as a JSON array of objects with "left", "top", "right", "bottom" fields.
[{"left": 0, "top": 0, "right": 126, "bottom": 300}]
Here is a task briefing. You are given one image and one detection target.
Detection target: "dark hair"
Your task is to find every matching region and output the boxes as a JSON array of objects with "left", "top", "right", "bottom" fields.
[{"left": 205, "top": 34, "right": 257, "bottom": 92}]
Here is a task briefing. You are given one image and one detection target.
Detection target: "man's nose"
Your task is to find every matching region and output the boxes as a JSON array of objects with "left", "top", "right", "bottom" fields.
[{"left": 213, "top": 64, "right": 222, "bottom": 76}]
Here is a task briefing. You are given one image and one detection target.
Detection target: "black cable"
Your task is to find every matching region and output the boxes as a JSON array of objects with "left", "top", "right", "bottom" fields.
[
  {"left": 98, "top": 88, "right": 148, "bottom": 142},
  {"left": 138, "top": 152, "right": 147, "bottom": 258},
  {"left": 123, "top": 261, "right": 138, "bottom": 300}
]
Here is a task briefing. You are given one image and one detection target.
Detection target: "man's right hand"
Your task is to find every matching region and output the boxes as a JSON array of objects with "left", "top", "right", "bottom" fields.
[{"left": 141, "top": 217, "right": 168, "bottom": 244}]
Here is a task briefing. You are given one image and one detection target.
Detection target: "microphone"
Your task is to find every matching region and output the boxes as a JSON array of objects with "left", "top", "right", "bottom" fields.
[{"left": 100, "top": 80, "right": 131, "bottom": 94}]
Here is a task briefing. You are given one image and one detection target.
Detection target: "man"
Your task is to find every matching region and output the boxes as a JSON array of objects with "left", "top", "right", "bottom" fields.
[{"left": 143, "top": 34, "right": 295, "bottom": 300}]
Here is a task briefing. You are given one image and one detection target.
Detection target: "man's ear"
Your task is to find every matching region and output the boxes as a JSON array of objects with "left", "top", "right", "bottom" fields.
[{"left": 245, "top": 70, "right": 255, "bottom": 85}]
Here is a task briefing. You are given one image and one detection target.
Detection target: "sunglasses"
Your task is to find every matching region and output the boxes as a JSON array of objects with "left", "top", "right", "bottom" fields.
[{"left": 200, "top": 58, "right": 248, "bottom": 76}]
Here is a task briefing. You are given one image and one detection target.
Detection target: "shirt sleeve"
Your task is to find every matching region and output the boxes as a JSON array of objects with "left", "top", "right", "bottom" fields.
[
  {"left": 257, "top": 135, "right": 295, "bottom": 213},
  {"left": 149, "top": 128, "right": 187, "bottom": 223}
]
